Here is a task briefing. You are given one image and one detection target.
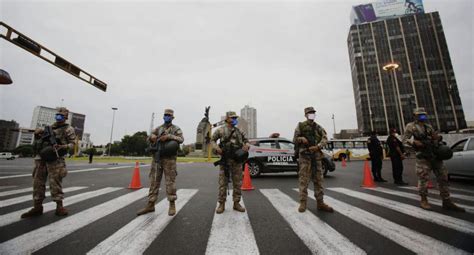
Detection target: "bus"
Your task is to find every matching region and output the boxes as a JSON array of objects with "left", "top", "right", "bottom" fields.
[{"left": 324, "top": 138, "right": 388, "bottom": 161}]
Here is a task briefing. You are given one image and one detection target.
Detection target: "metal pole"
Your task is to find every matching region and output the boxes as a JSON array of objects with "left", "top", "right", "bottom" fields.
[
  {"left": 390, "top": 70, "right": 402, "bottom": 132},
  {"left": 332, "top": 114, "right": 336, "bottom": 138},
  {"left": 108, "top": 108, "right": 117, "bottom": 156}
]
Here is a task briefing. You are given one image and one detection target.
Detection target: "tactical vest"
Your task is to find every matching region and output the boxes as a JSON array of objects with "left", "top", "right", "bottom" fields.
[
  {"left": 53, "top": 124, "right": 70, "bottom": 145},
  {"left": 298, "top": 121, "right": 323, "bottom": 146},
  {"left": 221, "top": 127, "right": 244, "bottom": 153}
]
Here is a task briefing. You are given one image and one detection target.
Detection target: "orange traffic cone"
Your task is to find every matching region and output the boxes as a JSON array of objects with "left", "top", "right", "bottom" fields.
[
  {"left": 341, "top": 157, "right": 347, "bottom": 168},
  {"left": 241, "top": 163, "right": 255, "bottom": 191},
  {"left": 361, "top": 160, "right": 376, "bottom": 188},
  {"left": 128, "top": 161, "right": 142, "bottom": 189}
]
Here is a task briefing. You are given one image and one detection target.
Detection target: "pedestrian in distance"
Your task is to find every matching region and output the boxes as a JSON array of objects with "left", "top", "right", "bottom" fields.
[
  {"left": 212, "top": 111, "right": 250, "bottom": 214},
  {"left": 137, "top": 109, "right": 184, "bottom": 216},
  {"left": 21, "top": 107, "right": 76, "bottom": 218},
  {"left": 293, "top": 107, "right": 333, "bottom": 213},
  {"left": 386, "top": 128, "right": 408, "bottom": 185},
  {"left": 402, "top": 107, "right": 465, "bottom": 212},
  {"left": 367, "top": 131, "right": 387, "bottom": 182},
  {"left": 88, "top": 151, "right": 93, "bottom": 164}
]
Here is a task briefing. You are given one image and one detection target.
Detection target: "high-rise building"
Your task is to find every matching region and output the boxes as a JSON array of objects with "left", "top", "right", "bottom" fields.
[
  {"left": 13, "top": 128, "right": 35, "bottom": 147},
  {"left": 240, "top": 105, "right": 257, "bottom": 138},
  {"left": 0, "top": 120, "right": 19, "bottom": 151},
  {"left": 348, "top": 5, "right": 466, "bottom": 135},
  {"left": 31, "top": 106, "right": 86, "bottom": 139}
]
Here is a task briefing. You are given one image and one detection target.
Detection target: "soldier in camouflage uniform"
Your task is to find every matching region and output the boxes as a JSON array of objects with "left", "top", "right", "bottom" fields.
[
  {"left": 137, "top": 109, "right": 184, "bottom": 216},
  {"left": 212, "top": 111, "right": 250, "bottom": 214},
  {"left": 294, "top": 107, "right": 333, "bottom": 213},
  {"left": 402, "top": 107, "right": 464, "bottom": 212},
  {"left": 21, "top": 107, "right": 76, "bottom": 218}
]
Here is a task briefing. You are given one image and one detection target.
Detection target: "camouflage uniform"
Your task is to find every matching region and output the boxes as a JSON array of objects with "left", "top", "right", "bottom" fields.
[
  {"left": 294, "top": 107, "right": 333, "bottom": 212},
  {"left": 212, "top": 122, "right": 249, "bottom": 204},
  {"left": 147, "top": 123, "right": 184, "bottom": 203},
  {"left": 22, "top": 107, "right": 76, "bottom": 218},
  {"left": 137, "top": 109, "right": 184, "bottom": 216},
  {"left": 402, "top": 121, "right": 450, "bottom": 199},
  {"left": 402, "top": 107, "right": 464, "bottom": 212}
]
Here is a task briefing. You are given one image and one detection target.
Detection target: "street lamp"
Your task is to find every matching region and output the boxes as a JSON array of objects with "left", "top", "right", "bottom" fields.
[
  {"left": 0, "top": 69, "right": 12, "bottom": 84},
  {"left": 383, "top": 62, "right": 402, "bottom": 133},
  {"left": 108, "top": 107, "right": 118, "bottom": 156}
]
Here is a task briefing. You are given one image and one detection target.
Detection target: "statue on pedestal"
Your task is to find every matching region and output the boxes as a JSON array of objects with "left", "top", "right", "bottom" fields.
[{"left": 195, "top": 106, "right": 212, "bottom": 156}]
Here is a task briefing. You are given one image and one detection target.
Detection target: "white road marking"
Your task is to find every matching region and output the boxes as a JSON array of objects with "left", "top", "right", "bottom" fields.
[
  {"left": 87, "top": 189, "right": 198, "bottom": 255},
  {"left": 0, "top": 165, "right": 143, "bottom": 180},
  {"left": 0, "top": 186, "right": 16, "bottom": 190},
  {"left": 400, "top": 186, "right": 474, "bottom": 202},
  {"left": 0, "top": 187, "right": 37, "bottom": 197},
  {"left": 370, "top": 187, "right": 474, "bottom": 214},
  {"left": 260, "top": 189, "right": 365, "bottom": 255},
  {"left": 0, "top": 187, "right": 122, "bottom": 227},
  {"left": 328, "top": 187, "right": 474, "bottom": 235},
  {"left": 0, "top": 189, "right": 148, "bottom": 254},
  {"left": 205, "top": 195, "right": 260, "bottom": 255},
  {"left": 299, "top": 189, "right": 469, "bottom": 255},
  {"left": 0, "top": 186, "right": 87, "bottom": 208},
  {"left": 449, "top": 187, "right": 474, "bottom": 195}
]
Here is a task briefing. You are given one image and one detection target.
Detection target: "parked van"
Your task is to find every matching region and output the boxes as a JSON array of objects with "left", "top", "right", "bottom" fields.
[{"left": 0, "top": 152, "right": 16, "bottom": 160}]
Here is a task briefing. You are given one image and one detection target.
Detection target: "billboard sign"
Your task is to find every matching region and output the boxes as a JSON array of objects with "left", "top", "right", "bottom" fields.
[{"left": 351, "top": 0, "right": 424, "bottom": 24}]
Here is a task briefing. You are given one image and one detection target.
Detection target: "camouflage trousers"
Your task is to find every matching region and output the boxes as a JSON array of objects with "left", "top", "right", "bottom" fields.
[
  {"left": 32, "top": 158, "right": 68, "bottom": 203},
  {"left": 218, "top": 159, "right": 243, "bottom": 203},
  {"left": 148, "top": 157, "right": 177, "bottom": 203},
  {"left": 298, "top": 156, "right": 324, "bottom": 202},
  {"left": 416, "top": 158, "right": 450, "bottom": 199}
]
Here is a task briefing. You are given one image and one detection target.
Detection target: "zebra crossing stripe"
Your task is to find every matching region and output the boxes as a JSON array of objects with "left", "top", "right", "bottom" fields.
[
  {"left": 0, "top": 187, "right": 36, "bottom": 197},
  {"left": 205, "top": 195, "right": 260, "bottom": 255},
  {"left": 370, "top": 187, "right": 474, "bottom": 214},
  {"left": 0, "top": 186, "right": 87, "bottom": 208},
  {"left": 400, "top": 186, "right": 474, "bottom": 202},
  {"left": 298, "top": 189, "right": 469, "bottom": 255},
  {"left": 0, "top": 189, "right": 148, "bottom": 254},
  {"left": 0, "top": 187, "right": 122, "bottom": 227},
  {"left": 87, "top": 189, "right": 198, "bottom": 255},
  {"left": 328, "top": 188, "right": 474, "bottom": 235},
  {"left": 260, "top": 189, "right": 365, "bottom": 255}
]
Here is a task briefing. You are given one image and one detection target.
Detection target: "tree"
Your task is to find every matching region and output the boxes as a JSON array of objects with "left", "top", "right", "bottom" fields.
[{"left": 120, "top": 131, "right": 148, "bottom": 156}]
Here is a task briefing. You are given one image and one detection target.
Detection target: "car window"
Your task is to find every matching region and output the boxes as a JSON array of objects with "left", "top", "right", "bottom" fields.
[
  {"left": 279, "top": 141, "right": 294, "bottom": 150},
  {"left": 451, "top": 139, "right": 467, "bottom": 152},
  {"left": 466, "top": 139, "right": 474, "bottom": 151},
  {"left": 258, "top": 141, "right": 278, "bottom": 149}
]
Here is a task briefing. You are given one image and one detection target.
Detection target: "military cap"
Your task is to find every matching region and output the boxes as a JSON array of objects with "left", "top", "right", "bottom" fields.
[
  {"left": 56, "top": 107, "right": 69, "bottom": 117},
  {"left": 226, "top": 111, "right": 238, "bottom": 118},
  {"left": 164, "top": 109, "right": 174, "bottom": 116},
  {"left": 413, "top": 107, "right": 427, "bottom": 115},
  {"left": 304, "top": 107, "right": 316, "bottom": 115}
]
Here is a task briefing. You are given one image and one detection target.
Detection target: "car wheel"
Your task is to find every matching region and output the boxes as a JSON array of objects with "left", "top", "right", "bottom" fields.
[
  {"left": 248, "top": 161, "right": 261, "bottom": 177},
  {"left": 322, "top": 161, "right": 329, "bottom": 177}
]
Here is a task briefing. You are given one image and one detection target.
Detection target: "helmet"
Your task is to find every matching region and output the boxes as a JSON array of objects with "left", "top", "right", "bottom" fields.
[
  {"left": 160, "top": 140, "right": 179, "bottom": 157},
  {"left": 39, "top": 146, "right": 68, "bottom": 162},
  {"left": 435, "top": 144, "right": 453, "bottom": 161},
  {"left": 233, "top": 149, "right": 249, "bottom": 162},
  {"left": 56, "top": 107, "right": 69, "bottom": 119}
]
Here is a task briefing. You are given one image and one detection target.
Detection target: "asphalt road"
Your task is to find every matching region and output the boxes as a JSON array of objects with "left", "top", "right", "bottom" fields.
[{"left": 0, "top": 158, "right": 473, "bottom": 254}]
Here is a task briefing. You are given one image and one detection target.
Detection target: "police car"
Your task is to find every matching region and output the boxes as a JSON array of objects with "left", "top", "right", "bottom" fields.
[{"left": 246, "top": 136, "right": 335, "bottom": 177}]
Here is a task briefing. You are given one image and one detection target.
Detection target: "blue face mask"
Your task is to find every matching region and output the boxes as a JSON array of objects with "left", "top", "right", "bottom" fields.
[
  {"left": 164, "top": 115, "right": 173, "bottom": 123},
  {"left": 231, "top": 118, "right": 238, "bottom": 126},
  {"left": 418, "top": 114, "right": 428, "bottom": 121},
  {"left": 55, "top": 114, "right": 65, "bottom": 122}
]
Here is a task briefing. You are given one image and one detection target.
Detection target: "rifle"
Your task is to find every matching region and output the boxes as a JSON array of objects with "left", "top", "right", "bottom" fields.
[
  {"left": 299, "top": 123, "right": 319, "bottom": 179},
  {"left": 42, "top": 126, "right": 59, "bottom": 158},
  {"left": 213, "top": 144, "right": 231, "bottom": 195}
]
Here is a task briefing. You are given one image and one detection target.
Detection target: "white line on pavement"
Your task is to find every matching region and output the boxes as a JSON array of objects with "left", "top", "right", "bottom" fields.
[
  {"left": 328, "top": 187, "right": 474, "bottom": 235},
  {"left": 260, "top": 189, "right": 365, "bottom": 255},
  {"left": 0, "top": 189, "right": 148, "bottom": 254},
  {"left": 0, "top": 186, "right": 87, "bottom": 208},
  {"left": 205, "top": 195, "right": 260, "bottom": 255},
  {"left": 298, "top": 189, "right": 469, "bottom": 255},
  {"left": 87, "top": 189, "right": 198, "bottom": 255},
  {"left": 0, "top": 187, "right": 122, "bottom": 227},
  {"left": 370, "top": 187, "right": 474, "bottom": 214},
  {"left": 449, "top": 187, "right": 474, "bottom": 195},
  {"left": 400, "top": 186, "right": 474, "bottom": 202},
  {"left": 0, "top": 186, "right": 16, "bottom": 190},
  {"left": 0, "top": 187, "right": 36, "bottom": 197},
  {"left": 0, "top": 164, "right": 148, "bottom": 180}
]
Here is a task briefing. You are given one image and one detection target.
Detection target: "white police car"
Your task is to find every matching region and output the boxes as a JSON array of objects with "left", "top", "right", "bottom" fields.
[{"left": 246, "top": 137, "right": 335, "bottom": 177}]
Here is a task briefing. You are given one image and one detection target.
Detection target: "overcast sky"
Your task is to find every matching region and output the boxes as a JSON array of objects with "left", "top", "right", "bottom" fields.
[{"left": 1, "top": 0, "right": 472, "bottom": 145}]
